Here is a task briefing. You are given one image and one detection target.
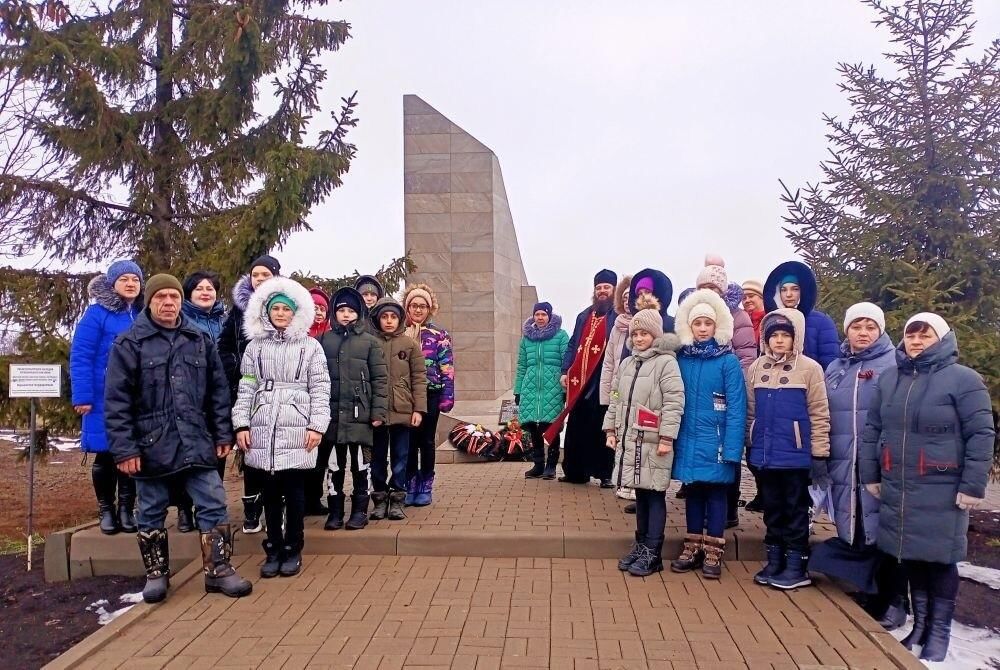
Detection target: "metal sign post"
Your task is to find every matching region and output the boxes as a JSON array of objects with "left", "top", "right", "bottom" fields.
[{"left": 9, "top": 364, "right": 62, "bottom": 571}]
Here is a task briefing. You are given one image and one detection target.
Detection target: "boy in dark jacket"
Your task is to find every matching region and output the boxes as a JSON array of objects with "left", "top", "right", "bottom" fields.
[
  {"left": 745, "top": 308, "right": 831, "bottom": 590},
  {"left": 319, "top": 287, "right": 389, "bottom": 531}
]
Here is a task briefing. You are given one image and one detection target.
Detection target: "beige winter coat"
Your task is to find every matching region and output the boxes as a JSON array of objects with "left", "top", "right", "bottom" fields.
[{"left": 603, "top": 333, "right": 685, "bottom": 491}]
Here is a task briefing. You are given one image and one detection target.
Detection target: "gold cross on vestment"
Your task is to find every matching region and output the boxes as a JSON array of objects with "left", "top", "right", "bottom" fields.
[
  {"left": 591, "top": 345, "right": 601, "bottom": 355},
  {"left": 571, "top": 377, "right": 580, "bottom": 386}
]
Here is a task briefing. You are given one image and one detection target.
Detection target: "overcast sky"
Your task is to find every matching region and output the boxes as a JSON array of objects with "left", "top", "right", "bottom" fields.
[{"left": 280, "top": 0, "right": 1000, "bottom": 317}]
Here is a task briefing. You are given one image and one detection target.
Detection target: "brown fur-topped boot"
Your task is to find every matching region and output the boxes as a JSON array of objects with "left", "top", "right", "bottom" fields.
[
  {"left": 670, "top": 534, "right": 704, "bottom": 573},
  {"left": 701, "top": 536, "right": 726, "bottom": 579}
]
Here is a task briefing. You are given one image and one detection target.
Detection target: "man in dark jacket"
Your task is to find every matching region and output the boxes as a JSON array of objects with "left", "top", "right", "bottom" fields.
[
  {"left": 105, "top": 274, "right": 252, "bottom": 604},
  {"left": 551, "top": 269, "right": 618, "bottom": 487},
  {"left": 319, "top": 287, "right": 389, "bottom": 531}
]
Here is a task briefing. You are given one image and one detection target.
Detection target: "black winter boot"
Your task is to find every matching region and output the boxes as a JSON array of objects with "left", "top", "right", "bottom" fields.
[
  {"left": 279, "top": 545, "right": 302, "bottom": 577},
  {"left": 137, "top": 529, "right": 170, "bottom": 603},
  {"left": 876, "top": 595, "right": 908, "bottom": 631},
  {"left": 901, "top": 590, "right": 930, "bottom": 650},
  {"left": 241, "top": 494, "right": 264, "bottom": 534},
  {"left": 754, "top": 544, "right": 784, "bottom": 585},
  {"left": 346, "top": 493, "right": 369, "bottom": 530},
  {"left": 919, "top": 596, "right": 955, "bottom": 662},
  {"left": 525, "top": 446, "right": 545, "bottom": 478},
  {"left": 260, "top": 540, "right": 281, "bottom": 579},
  {"left": 628, "top": 539, "right": 664, "bottom": 577},
  {"left": 370, "top": 492, "right": 389, "bottom": 520},
  {"left": 542, "top": 445, "right": 560, "bottom": 480},
  {"left": 618, "top": 532, "right": 645, "bottom": 571},
  {"left": 93, "top": 458, "right": 119, "bottom": 535},
  {"left": 769, "top": 550, "right": 812, "bottom": 590},
  {"left": 200, "top": 525, "right": 252, "bottom": 598},
  {"left": 387, "top": 491, "right": 406, "bottom": 520},
  {"left": 176, "top": 506, "right": 195, "bottom": 533},
  {"left": 117, "top": 475, "right": 137, "bottom": 533},
  {"left": 670, "top": 534, "right": 704, "bottom": 573},
  {"left": 324, "top": 494, "right": 345, "bottom": 530}
]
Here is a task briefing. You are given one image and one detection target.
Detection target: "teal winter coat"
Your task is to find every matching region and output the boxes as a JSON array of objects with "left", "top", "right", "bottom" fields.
[
  {"left": 514, "top": 316, "right": 569, "bottom": 423},
  {"left": 673, "top": 342, "right": 747, "bottom": 484}
]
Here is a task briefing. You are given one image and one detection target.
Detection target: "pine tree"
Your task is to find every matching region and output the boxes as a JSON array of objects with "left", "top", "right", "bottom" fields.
[
  {"left": 0, "top": 0, "right": 368, "bottom": 431},
  {"left": 780, "top": 0, "right": 999, "bottom": 468}
]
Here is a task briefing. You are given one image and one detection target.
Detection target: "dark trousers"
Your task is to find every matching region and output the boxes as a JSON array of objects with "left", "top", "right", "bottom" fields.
[
  {"left": 758, "top": 468, "right": 811, "bottom": 552},
  {"left": 92, "top": 451, "right": 135, "bottom": 506},
  {"left": 329, "top": 443, "right": 371, "bottom": 496},
  {"left": 407, "top": 389, "right": 441, "bottom": 480},
  {"left": 373, "top": 425, "right": 411, "bottom": 492},
  {"left": 136, "top": 468, "right": 228, "bottom": 531},
  {"left": 635, "top": 488, "right": 667, "bottom": 543},
  {"left": 524, "top": 421, "right": 559, "bottom": 465},
  {"left": 250, "top": 467, "right": 306, "bottom": 553},
  {"left": 562, "top": 392, "right": 610, "bottom": 482},
  {"left": 684, "top": 482, "right": 728, "bottom": 538},
  {"left": 905, "top": 560, "right": 959, "bottom": 600},
  {"left": 726, "top": 466, "right": 741, "bottom": 523},
  {"left": 304, "top": 441, "right": 334, "bottom": 509},
  {"left": 169, "top": 456, "right": 226, "bottom": 510},
  {"left": 243, "top": 461, "right": 265, "bottom": 498}
]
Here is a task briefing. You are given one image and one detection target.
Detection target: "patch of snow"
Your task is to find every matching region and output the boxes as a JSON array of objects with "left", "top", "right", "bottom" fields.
[
  {"left": 891, "top": 618, "right": 1000, "bottom": 668},
  {"left": 959, "top": 562, "right": 1000, "bottom": 590},
  {"left": 86, "top": 595, "right": 140, "bottom": 626}
]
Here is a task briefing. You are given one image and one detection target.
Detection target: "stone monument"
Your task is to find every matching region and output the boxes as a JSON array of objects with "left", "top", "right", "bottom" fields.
[{"left": 403, "top": 94, "right": 538, "bottom": 402}]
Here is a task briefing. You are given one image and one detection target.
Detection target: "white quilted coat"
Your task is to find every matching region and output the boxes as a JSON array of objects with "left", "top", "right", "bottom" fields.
[{"left": 232, "top": 277, "right": 331, "bottom": 471}]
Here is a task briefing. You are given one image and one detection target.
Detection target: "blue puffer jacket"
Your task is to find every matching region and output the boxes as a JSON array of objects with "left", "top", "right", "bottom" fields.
[
  {"left": 515, "top": 315, "right": 569, "bottom": 423},
  {"left": 181, "top": 300, "right": 226, "bottom": 341},
  {"left": 69, "top": 276, "right": 141, "bottom": 453},
  {"left": 824, "top": 333, "right": 896, "bottom": 545},
  {"left": 764, "top": 261, "right": 840, "bottom": 370},
  {"left": 674, "top": 344, "right": 747, "bottom": 484}
]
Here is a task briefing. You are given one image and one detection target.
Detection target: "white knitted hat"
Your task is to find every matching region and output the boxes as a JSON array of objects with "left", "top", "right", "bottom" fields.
[{"left": 843, "top": 302, "right": 886, "bottom": 334}]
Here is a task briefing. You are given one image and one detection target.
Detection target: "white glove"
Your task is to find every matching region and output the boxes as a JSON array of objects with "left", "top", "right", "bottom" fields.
[
  {"left": 956, "top": 493, "right": 984, "bottom": 510},
  {"left": 865, "top": 483, "right": 881, "bottom": 499}
]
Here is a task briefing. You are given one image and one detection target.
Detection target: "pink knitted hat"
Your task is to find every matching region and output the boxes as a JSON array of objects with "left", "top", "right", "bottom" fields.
[{"left": 696, "top": 254, "right": 728, "bottom": 294}]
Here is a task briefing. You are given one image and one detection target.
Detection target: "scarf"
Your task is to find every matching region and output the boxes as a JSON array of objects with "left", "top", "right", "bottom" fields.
[
  {"left": 681, "top": 338, "right": 729, "bottom": 359},
  {"left": 543, "top": 311, "right": 609, "bottom": 445}
]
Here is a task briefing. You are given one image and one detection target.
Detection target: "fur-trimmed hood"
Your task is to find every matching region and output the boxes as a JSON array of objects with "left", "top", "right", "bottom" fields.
[
  {"left": 403, "top": 282, "right": 439, "bottom": 317},
  {"left": 88, "top": 274, "right": 141, "bottom": 314},
  {"left": 632, "top": 332, "right": 681, "bottom": 360},
  {"left": 676, "top": 289, "right": 734, "bottom": 346},
  {"left": 629, "top": 269, "right": 673, "bottom": 318},
  {"left": 614, "top": 275, "right": 633, "bottom": 315},
  {"left": 760, "top": 308, "right": 806, "bottom": 357},
  {"left": 764, "top": 261, "right": 818, "bottom": 315},
  {"left": 522, "top": 313, "right": 563, "bottom": 341},
  {"left": 243, "top": 277, "right": 315, "bottom": 341},
  {"left": 231, "top": 274, "right": 254, "bottom": 312}
]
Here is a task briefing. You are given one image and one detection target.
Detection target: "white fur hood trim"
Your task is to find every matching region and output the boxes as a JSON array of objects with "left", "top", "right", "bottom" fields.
[
  {"left": 242, "top": 277, "right": 315, "bottom": 341},
  {"left": 676, "top": 289, "right": 735, "bottom": 346}
]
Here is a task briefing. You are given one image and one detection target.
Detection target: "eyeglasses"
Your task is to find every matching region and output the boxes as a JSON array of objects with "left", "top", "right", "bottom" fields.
[{"left": 409, "top": 304, "right": 429, "bottom": 311}]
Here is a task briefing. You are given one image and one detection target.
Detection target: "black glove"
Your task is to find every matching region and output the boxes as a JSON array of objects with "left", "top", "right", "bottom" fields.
[
  {"left": 811, "top": 458, "right": 831, "bottom": 491},
  {"left": 514, "top": 394, "right": 521, "bottom": 405}
]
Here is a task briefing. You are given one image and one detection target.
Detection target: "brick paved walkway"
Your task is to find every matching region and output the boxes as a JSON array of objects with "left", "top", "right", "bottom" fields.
[{"left": 49, "top": 553, "right": 921, "bottom": 670}]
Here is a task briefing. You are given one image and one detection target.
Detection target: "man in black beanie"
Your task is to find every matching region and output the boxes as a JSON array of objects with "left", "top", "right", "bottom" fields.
[{"left": 543, "top": 269, "right": 618, "bottom": 487}]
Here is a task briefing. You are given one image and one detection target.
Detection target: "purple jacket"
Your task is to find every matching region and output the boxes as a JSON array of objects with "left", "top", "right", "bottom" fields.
[
  {"left": 415, "top": 322, "right": 455, "bottom": 412},
  {"left": 724, "top": 282, "right": 758, "bottom": 371}
]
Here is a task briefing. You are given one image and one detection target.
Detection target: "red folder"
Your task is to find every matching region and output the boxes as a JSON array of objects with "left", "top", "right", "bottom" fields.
[{"left": 636, "top": 405, "right": 660, "bottom": 430}]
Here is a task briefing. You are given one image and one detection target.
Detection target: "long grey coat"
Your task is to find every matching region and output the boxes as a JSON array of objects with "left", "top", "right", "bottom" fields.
[
  {"left": 232, "top": 278, "right": 332, "bottom": 472},
  {"left": 859, "top": 333, "right": 994, "bottom": 563},
  {"left": 603, "top": 333, "right": 685, "bottom": 492}
]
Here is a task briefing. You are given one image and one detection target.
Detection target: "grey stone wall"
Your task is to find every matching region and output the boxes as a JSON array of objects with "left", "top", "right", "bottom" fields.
[{"left": 403, "top": 95, "right": 538, "bottom": 401}]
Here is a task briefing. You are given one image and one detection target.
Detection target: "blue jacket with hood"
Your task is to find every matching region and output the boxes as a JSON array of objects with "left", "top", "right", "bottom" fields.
[{"left": 764, "top": 261, "right": 840, "bottom": 371}]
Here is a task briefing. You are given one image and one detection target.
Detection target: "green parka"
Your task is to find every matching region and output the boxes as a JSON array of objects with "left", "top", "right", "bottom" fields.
[
  {"left": 319, "top": 320, "right": 388, "bottom": 446},
  {"left": 514, "top": 315, "right": 569, "bottom": 423}
]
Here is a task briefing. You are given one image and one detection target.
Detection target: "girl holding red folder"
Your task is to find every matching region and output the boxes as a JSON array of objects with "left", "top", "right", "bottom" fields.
[{"left": 603, "top": 296, "right": 685, "bottom": 577}]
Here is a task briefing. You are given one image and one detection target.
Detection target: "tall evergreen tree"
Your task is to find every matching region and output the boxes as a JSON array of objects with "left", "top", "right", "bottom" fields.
[{"left": 780, "top": 0, "right": 1000, "bottom": 465}]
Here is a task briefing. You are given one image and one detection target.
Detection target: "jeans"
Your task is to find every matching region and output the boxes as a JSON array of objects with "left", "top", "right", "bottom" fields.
[
  {"left": 373, "top": 425, "right": 411, "bottom": 492},
  {"left": 329, "top": 443, "right": 371, "bottom": 496},
  {"left": 169, "top": 456, "right": 227, "bottom": 511},
  {"left": 408, "top": 389, "right": 441, "bottom": 480},
  {"left": 635, "top": 488, "right": 667, "bottom": 543},
  {"left": 251, "top": 467, "right": 306, "bottom": 553},
  {"left": 136, "top": 467, "right": 228, "bottom": 531},
  {"left": 758, "top": 468, "right": 811, "bottom": 552},
  {"left": 684, "top": 482, "right": 728, "bottom": 537}
]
